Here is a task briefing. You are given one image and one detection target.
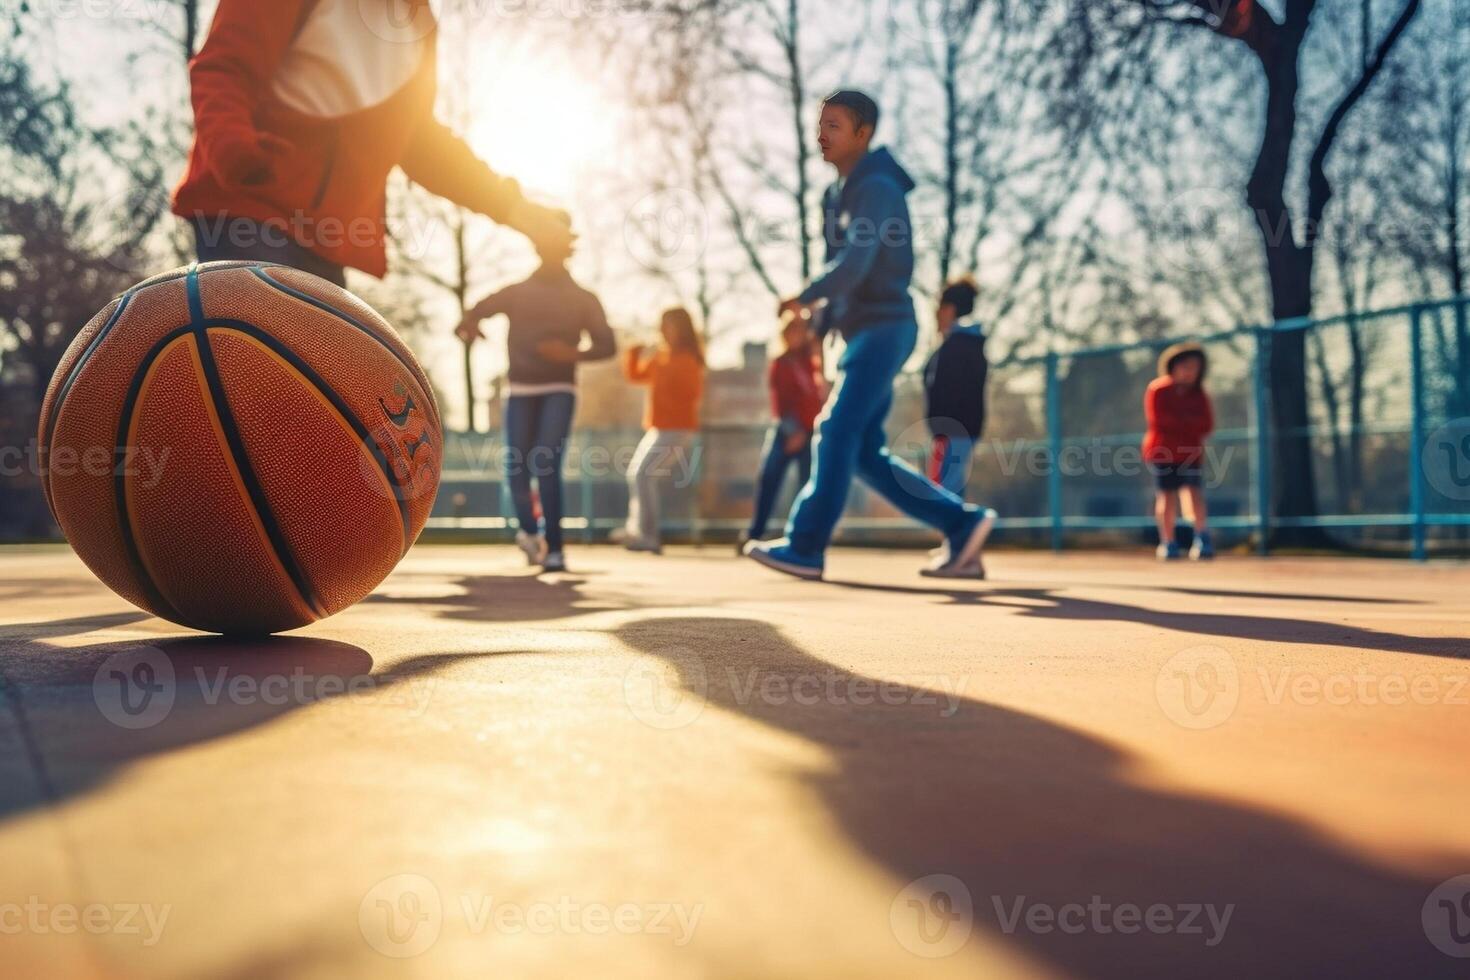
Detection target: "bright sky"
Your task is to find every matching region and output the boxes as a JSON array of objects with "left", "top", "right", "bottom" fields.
[{"left": 464, "top": 45, "right": 619, "bottom": 206}]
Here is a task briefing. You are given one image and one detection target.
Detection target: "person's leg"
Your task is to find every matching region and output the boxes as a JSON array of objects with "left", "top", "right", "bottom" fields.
[
  {"left": 533, "top": 392, "right": 575, "bottom": 555},
  {"left": 624, "top": 429, "right": 657, "bottom": 544},
  {"left": 503, "top": 396, "right": 541, "bottom": 538},
  {"left": 927, "top": 434, "right": 950, "bottom": 485},
  {"left": 851, "top": 379, "right": 974, "bottom": 538},
  {"left": 1182, "top": 481, "right": 1214, "bottom": 558},
  {"left": 783, "top": 340, "right": 894, "bottom": 556},
  {"left": 748, "top": 427, "right": 793, "bottom": 539},
  {"left": 934, "top": 435, "right": 975, "bottom": 497},
  {"left": 1155, "top": 488, "right": 1179, "bottom": 556},
  {"left": 795, "top": 436, "right": 812, "bottom": 489},
  {"left": 1181, "top": 483, "right": 1209, "bottom": 532},
  {"left": 192, "top": 216, "right": 346, "bottom": 287}
]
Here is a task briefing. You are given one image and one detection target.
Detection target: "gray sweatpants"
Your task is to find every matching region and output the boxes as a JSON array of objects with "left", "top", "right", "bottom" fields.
[{"left": 624, "top": 429, "right": 697, "bottom": 546}]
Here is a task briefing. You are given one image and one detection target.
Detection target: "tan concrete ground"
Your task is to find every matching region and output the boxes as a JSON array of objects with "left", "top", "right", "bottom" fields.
[{"left": 0, "top": 543, "right": 1467, "bottom": 979}]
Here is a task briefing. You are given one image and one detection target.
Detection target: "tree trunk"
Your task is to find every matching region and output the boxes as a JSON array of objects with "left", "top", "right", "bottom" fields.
[
  {"left": 454, "top": 214, "right": 474, "bottom": 433},
  {"left": 939, "top": 39, "right": 960, "bottom": 295},
  {"left": 1246, "top": 35, "right": 1323, "bottom": 542},
  {"left": 784, "top": 0, "right": 812, "bottom": 281}
]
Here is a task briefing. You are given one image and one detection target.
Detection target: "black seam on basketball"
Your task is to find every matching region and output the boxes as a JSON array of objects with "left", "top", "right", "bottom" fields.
[
  {"left": 113, "top": 327, "right": 195, "bottom": 626},
  {"left": 191, "top": 323, "right": 327, "bottom": 620},
  {"left": 248, "top": 266, "right": 443, "bottom": 431},
  {"left": 119, "top": 260, "right": 289, "bottom": 301},
  {"left": 204, "top": 319, "right": 414, "bottom": 549},
  {"left": 42, "top": 292, "right": 134, "bottom": 516}
]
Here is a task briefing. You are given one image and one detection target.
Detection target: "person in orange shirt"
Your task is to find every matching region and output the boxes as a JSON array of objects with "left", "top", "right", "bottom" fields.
[{"left": 619, "top": 308, "right": 706, "bottom": 553}]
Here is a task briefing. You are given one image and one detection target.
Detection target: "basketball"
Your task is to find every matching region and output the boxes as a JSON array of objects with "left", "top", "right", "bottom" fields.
[{"left": 38, "top": 261, "right": 441, "bottom": 635}]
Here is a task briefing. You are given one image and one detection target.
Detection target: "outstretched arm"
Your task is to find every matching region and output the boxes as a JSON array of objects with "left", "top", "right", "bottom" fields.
[
  {"left": 399, "top": 117, "right": 525, "bottom": 224},
  {"left": 456, "top": 289, "right": 510, "bottom": 343},
  {"left": 623, "top": 346, "right": 654, "bottom": 383}
]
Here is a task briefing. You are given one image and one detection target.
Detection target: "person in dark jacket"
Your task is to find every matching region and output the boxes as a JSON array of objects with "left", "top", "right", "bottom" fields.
[
  {"left": 740, "top": 313, "right": 826, "bottom": 551},
  {"left": 1144, "top": 342, "right": 1215, "bottom": 560},
  {"left": 742, "top": 90, "right": 995, "bottom": 581},
  {"left": 923, "top": 277, "right": 988, "bottom": 496},
  {"left": 457, "top": 212, "right": 615, "bottom": 573}
]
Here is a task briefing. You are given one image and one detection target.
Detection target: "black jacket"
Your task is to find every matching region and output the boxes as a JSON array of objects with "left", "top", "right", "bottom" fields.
[{"left": 923, "top": 323, "right": 988, "bottom": 440}]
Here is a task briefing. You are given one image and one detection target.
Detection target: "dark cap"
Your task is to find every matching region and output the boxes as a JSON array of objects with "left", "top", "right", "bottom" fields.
[
  {"left": 822, "top": 90, "right": 880, "bottom": 132},
  {"left": 940, "top": 277, "right": 978, "bottom": 319}
]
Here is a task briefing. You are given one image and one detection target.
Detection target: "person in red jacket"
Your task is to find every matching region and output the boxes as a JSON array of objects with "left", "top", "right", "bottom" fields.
[
  {"left": 739, "top": 312, "right": 826, "bottom": 552},
  {"left": 173, "top": 0, "right": 570, "bottom": 284},
  {"left": 1143, "top": 342, "right": 1215, "bottom": 560}
]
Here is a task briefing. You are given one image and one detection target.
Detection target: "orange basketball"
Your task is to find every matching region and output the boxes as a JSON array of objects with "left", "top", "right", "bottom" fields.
[{"left": 39, "top": 261, "right": 441, "bottom": 635}]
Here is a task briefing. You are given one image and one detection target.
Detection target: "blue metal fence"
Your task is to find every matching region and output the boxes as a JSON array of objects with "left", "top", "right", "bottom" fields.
[{"left": 428, "top": 296, "right": 1470, "bottom": 558}]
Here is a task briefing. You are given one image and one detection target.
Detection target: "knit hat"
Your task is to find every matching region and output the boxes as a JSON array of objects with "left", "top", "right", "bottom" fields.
[{"left": 1158, "top": 341, "right": 1208, "bottom": 380}]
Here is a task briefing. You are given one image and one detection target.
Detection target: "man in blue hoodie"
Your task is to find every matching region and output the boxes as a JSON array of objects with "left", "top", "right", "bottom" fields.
[{"left": 743, "top": 90, "right": 997, "bottom": 580}]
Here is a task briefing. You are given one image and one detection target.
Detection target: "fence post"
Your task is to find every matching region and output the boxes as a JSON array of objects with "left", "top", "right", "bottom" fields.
[
  {"left": 581, "top": 458, "right": 594, "bottom": 544},
  {"left": 1045, "top": 352, "right": 1063, "bottom": 552},
  {"left": 1409, "top": 306, "right": 1427, "bottom": 562},
  {"left": 1251, "top": 328, "right": 1272, "bottom": 556}
]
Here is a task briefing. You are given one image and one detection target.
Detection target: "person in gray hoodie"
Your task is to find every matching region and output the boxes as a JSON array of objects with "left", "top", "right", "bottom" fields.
[{"left": 743, "top": 90, "right": 997, "bottom": 580}]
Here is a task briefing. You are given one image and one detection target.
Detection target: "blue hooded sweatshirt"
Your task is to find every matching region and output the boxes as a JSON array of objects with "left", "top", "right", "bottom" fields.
[{"left": 798, "top": 147, "right": 917, "bottom": 338}]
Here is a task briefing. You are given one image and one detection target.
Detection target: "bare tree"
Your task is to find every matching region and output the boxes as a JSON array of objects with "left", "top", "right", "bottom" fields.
[{"left": 1044, "top": 0, "right": 1424, "bottom": 539}]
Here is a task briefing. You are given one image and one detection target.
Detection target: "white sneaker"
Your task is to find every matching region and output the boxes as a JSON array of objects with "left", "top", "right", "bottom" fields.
[
  {"left": 921, "top": 508, "right": 996, "bottom": 579},
  {"left": 541, "top": 552, "right": 566, "bottom": 572},
  {"left": 515, "top": 530, "right": 547, "bottom": 565}
]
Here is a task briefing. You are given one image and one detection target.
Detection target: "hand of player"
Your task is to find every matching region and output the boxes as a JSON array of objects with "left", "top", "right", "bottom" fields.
[
  {"left": 536, "top": 338, "right": 581, "bottom": 363},
  {"left": 211, "top": 132, "right": 295, "bottom": 188},
  {"left": 783, "top": 431, "right": 809, "bottom": 455},
  {"left": 506, "top": 199, "right": 576, "bottom": 254},
  {"left": 455, "top": 316, "right": 482, "bottom": 345}
]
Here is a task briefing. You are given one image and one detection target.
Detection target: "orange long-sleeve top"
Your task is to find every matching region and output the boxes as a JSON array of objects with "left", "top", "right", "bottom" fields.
[{"left": 623, "top": 346, "right": 705, "bottom": 431}]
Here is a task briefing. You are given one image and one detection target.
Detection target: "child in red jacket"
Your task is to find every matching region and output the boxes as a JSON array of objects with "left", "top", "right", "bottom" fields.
[
  {"left": 740, "top": 312, "right": 826, "bottom": 550},
  {"left": 1144, "top": 343, "right": 1214, "bottom": 560}
]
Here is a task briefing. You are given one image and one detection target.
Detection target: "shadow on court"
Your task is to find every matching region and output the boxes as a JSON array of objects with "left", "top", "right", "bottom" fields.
[
  {"left": 0, "top": 616, "right": 500, "bottom": 825},
  {"left": 364, "top": 571, "right": 632, "bottom": 623},
  {"left": 823, "top": 580, "right": 1467, "bottom": 660},
  {"left": 614, "top": 614, "right": 1463, "bottom": 979}
]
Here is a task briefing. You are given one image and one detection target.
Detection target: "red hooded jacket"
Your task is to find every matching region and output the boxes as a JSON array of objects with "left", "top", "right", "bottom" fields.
[
  {"left": 172, "top": 0, "right": 525, "bottom": 276},
  {"left": 769, "top": 349, "right": 825, "bottom": 433},
  {"left": 1142, "top": 376, "right": 1214, "bottom": 467}
]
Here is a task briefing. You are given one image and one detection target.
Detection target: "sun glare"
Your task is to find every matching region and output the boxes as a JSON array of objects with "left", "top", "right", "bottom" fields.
[{"left": 466, "top": 49, "right": 616, "bottom": 205}]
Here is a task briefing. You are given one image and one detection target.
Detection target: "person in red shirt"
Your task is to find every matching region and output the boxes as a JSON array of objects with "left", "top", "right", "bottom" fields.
[
  {"left": 740, "top": 313, "right": 826, "bottom": 551},
  {"left": 1143, "top": 343, "right": 1215, "bottom": 560},
  {"left": 173, "top": 0, "right": 571, "bottom": 284}
]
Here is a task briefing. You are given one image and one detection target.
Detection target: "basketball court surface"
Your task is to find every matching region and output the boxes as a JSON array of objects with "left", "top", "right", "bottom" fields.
[{"left": 2, "top": 544, "right": 1467, "bottom": 978}]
